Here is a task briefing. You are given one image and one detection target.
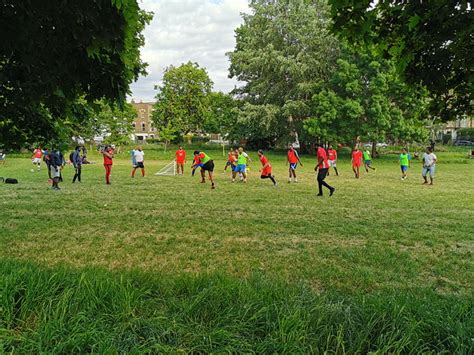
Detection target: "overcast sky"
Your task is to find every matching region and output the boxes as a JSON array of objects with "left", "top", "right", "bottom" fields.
[{"left": 129, "top": 0, "right": 250, "bottom": 103}]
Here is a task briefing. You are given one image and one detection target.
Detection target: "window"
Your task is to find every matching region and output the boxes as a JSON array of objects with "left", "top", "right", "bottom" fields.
[
  {"left": 141, "top": 122, "right": 146, "bottom": 132},
  {"left": 132, "top": 122, "right": 136, "bottom": 129}
]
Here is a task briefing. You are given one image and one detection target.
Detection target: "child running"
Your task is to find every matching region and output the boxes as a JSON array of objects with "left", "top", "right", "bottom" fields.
[
  {"left": 399, "top": 148, "right": 410, "bottom": 180},
  {"left": 327, "top": 144, "right": 339, "bottom": 176},
  {"left": 31, "top": 147, "right": 43, "bottom": 171},
  {"left": 363, "top": 149, "right": 376, "bottom": 172},
  {"left": 192, "top": 151, "right": 216, "bottom": 189},
  {"left": 257, "top": 150, "right": 277, "bottom": 186},
  {"left": 175, "top": 146, "right": 186, "bottom": 175},
  {"left": 352, "top": 146, "right": 363, "bottom": 178},
  {"left": 101, "top": 145, "right": 114, "bottom": 184},
  {"left": 287, "top": 144, "right": 302, "bottom": 183},
  {"left": 131, "top": 146, "right": 145, "bottom": 177}
]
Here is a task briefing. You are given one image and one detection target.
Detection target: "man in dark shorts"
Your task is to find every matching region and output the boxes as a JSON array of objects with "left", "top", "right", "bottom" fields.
[
  {"left": 315, "top": 143, "right": 335, "bottom": 197},
  {"left": 192, "top": 150, "right": 215, "bottom": 189}
]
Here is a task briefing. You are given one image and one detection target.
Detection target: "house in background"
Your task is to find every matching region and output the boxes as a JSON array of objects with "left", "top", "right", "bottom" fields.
[
  {"left": 130, "top": 99, "right": 157, "bottom": 142},
  {"left": 440, "top": 116, "right": 473, "bottom": 141}
]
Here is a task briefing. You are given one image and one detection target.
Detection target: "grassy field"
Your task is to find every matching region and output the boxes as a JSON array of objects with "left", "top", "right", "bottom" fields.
[{"left": 1, "top": 146, "right": 473, "bottom": 352}]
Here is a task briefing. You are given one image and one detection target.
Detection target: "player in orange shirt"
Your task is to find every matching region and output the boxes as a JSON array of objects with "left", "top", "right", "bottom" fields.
[
  {"left": 175, "top": 146, "right": 186, "bottom": 175},
  {"left": 287, "top": 144, "right": 303, "bottom": 183},
  {"left": 224, "top": 148, "right": 237, "bottom": 172},
  {"left": 351, "top": 146, "right": 363, "bottom": 179},
  {"left": 257, "top": 150, "right": 277, "bottom": 186},
  {"left": 315, "top": 144, "right": 335, "bottom": 196},
  {"left": 31, "top": 147, "right": 43, "bottom": 171},
  {"left": 327, "top": 145, "right": 339, "bottom": 176},
  {"left": 101, "top": 145, "right": 114, "bottom": 184}
]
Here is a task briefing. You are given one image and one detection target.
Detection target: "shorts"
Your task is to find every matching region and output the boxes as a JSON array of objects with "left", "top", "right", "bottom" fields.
[
  {"left": 364, "top": 160, "right": 372, "bottom": 166},
  {"left": 261, "top": 166, "right": 272, "bottom": 176},
  {"left": 32, "top": 158, "right": 41, "bottom": 164},
  {"left": 135, "top": 161, "right": 144, "bottom": 169},
  {"left": 422, "top": 166, "right": 435, "bottom": 177},
  {"left": 329, "top": 159, "right": 336, "bottom": 167},
  {"left": 176, "top": 161, "right": 185, "bottom": 165},
  {"left": 50, "top": 165, "right": 61, "bottom": 178},
  {"left": 202, "top": 160, "right": 215, "bottom": 172},
  {"left": 225, "top": 160, "right": 233, "bottom": 167},
  {"left": 234, "top": 164, "right": 246, "bottom": 173},
  {"left": 401, "top": 165, "right": 408, "bottom": 173},
  {"left": 352, "top": 163, "right": 361, "bottom": 168},
  {"left": 289, "top": 163, "right": 298, "bottom": 170}
]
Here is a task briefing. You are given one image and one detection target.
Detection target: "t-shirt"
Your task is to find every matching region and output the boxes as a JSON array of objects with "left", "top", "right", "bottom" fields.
[
  {"left": 228, "top": 152, "right": 236, "bottom": 162},
  {"left": 176, "top": 149, "right": 186, "bottom": 163},
  {"left": 328, "top": 149, "right": 337, "bottom": 161},
  {"left": 33, "top": 149, "right": 42, "bottom": 158},
  {"left": 363, "top": 150, "right": 371, "bottom": 161},
  {"left": 103, "top": 149, "right": 113, "bottom": 165},
  {"left": 259, "top": 155, "right": 270, "bottom": 167},
  {"left": 237, "top": 152, "right": 248, "bottom": 165},
  {"left": 134, "top": 150, "right": 144, "bottom": 163},
  {"left": 400, "top": 153, "right": 409, "bottom": 166},
  {"left": 199, "top": 152, "right": 211, "bottom": 164},
  {"left": 317, "top": 147, "right": 329, "bottom": 169},
  {"left": 423, "top": 152, "right": 437, "bottom": 167},
  {"left": 352, "top": 150, "right": 363, "bottom": 165},
  {"left": 287, "top": 149, "right": 299, "bottom": 164}
]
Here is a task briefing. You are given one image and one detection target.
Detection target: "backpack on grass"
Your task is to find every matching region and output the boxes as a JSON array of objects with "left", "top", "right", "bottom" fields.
[{"left": 0, "top": 177, "right": 18, "bottom": 184}]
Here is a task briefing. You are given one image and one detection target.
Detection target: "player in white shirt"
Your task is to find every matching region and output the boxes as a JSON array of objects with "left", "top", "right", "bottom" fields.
[
  {"left": 131, "top": 147, "right": 145, "bottom": 177},
  {"left": 422, "top": 146, "right": 437, "bottom": 185}
]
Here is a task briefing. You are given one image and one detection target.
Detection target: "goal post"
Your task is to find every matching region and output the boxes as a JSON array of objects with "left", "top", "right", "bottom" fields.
[{"left": 155, "top": 160, "right": 176, "bottom": 176}]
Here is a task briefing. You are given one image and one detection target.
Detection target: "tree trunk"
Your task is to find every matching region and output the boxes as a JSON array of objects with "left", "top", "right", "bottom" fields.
[{"left": 371, "top": 142, "right": 377, "bottom": 158}]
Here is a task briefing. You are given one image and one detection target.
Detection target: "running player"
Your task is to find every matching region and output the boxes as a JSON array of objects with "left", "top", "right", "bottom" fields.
[
  {"left": 224, "top": 148, "right": 237, "bottom": 172},
  {"left": 235, "top": 147, "right": 250, "bottom": 183},
  {"left": 287, "top": 144, "right": 302, "bottom": 183},
  {"left": 31, "top": 147, "right": 43, "bottom": 171},
  {"left": 175, "top": 146, "right": 186, "bottom": 175},
  {"left": 327, "top": 145, "right": 339, "bottom": 176},
  {"left": 131, "top": 146, "right": 145, "bottom": 177},
  {"left": 363, "top": 149, "right": 376, "bottom": 172},
  {"left": 315, "top": 143, "right": 335, "bottom": 196},
  {"left": 352, "top": 146, "right": 363, "bottom": 179},
  {"left": 101, "top": 145, "right": 114, "bottom": 184},
  {"left": 399, "top": 148, "right": 410, "bottom": 180},
  {"left": 192, "top": 151, "right": 215, "bottom": 189},
  {"left": 257, "top": 150, "right": 277, "bottom": 186}
]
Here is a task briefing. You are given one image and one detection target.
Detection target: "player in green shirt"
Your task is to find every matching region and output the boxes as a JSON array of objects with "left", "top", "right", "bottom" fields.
[
  {"left": 399, "top": 148, "right": 410, "bottom": 180},
  {"left": 363, "top": 149, "right": 376, "bottom": 173}
]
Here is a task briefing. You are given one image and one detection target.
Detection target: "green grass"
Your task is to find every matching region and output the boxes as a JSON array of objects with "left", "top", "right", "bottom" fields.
[{"left": 0, "top": 147, "right": 473, "bottom": 352}]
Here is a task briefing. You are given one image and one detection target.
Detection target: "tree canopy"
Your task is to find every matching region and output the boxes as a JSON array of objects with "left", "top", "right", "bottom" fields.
[
  {"left": 0, "top": 0, "right": 152, "bottom": 149},
  {"left": 328, "top": 0, "right": 473, "bottom": 119}
]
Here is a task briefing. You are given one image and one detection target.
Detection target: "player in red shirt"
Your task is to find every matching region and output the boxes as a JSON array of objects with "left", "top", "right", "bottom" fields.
[
  {"left": 31, "top": 147, "right": 43, "bottom": 171},
  {"left": 224, "top": 149, "right": 237, "bottom": 172},
  {"left": 351, "top": 146, "right": 363, "bottom": 179},
  {"left": 327, "top": 145, "right": 339, "bottom": 176},
  {"left": 257, "top": 150, "right": 277, "bottom": 186},
  {"left": 101, "top": 145, "right": 114, "bottom": 184},
  {"left": 175, "top": 146, "right": 186, "bottom": 175},
  {"left": 287, "top": 144, "right": 303, "bottom": 183},
  {"left": 315, "top": 144, "right": 335, "bottom": 196}
]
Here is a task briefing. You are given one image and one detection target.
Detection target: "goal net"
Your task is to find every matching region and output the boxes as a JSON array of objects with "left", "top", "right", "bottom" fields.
[{"left": 155, "top": 161, "right": 176, "bottom": 176}]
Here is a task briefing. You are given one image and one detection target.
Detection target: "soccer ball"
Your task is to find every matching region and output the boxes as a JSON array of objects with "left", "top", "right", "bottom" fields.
[{"left": 30, "top": 169, "right": 34, "bottom": 173}]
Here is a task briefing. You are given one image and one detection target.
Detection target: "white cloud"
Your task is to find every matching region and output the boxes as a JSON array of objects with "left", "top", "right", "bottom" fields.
[{"left": 129, "top": 0, "right": 249, "bottom": 102}]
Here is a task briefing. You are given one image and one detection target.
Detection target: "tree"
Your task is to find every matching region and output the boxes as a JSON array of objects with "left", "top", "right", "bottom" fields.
[
  {"left": 152, "top": 62, "right": 213, "bottom": 138},
  {"left": 0, "top": 0, "right": 152, "bottom": 149},
  {"left": 158, "top": 123, "right": 178, "bottom": 152},
  {"left": 202, "top": 92, "right": 239, "bottom": 136},
  {"left": 304, "top": 47, "right": 429, "bottom": 153},
  {"left": 98, "top": 101, "right": 136, "bottom": 147},
  {"left": 328, "top": 0, "right": 473, "bottom": 119},
  {"left": 228, "top": 0, "right": 340, "bottom": 148}
]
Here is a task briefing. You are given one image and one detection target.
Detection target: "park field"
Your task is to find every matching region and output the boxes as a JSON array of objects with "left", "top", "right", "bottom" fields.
[{"left": 1, "top": 146, "right": 473, "bottom": 352}]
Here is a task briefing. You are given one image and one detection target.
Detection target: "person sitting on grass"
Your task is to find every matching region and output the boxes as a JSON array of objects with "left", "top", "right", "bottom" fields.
[
  {"left": 422, "top": 146, "right": 437, "bottom": 185},
  {"left": 131, "top": 146, "right": 145, "bottom": 178},
  {"left": 192, "top": 151, "right": 215, "bottom": 189},
  {"left": 363, "top": 149, "right": 376, "bottom": 173},
  {"left": 399, "top": 148, "right": 410, "bottom": 180},
  {"left": 351, "top": 146, "right": 363, "bottom": 179},
  {"left": 257, "top": 150, "right": 277, "bottom": 186}
]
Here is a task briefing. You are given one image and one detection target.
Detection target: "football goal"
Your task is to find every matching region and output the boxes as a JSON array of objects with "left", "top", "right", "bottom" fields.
[{"left": 155, "top": 161, "right": 176, "bottom": 176}]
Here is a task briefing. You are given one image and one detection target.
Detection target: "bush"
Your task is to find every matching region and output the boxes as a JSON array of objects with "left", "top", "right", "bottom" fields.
[{"left": 457, "top": 128, "right": 474, "bottom": 141}]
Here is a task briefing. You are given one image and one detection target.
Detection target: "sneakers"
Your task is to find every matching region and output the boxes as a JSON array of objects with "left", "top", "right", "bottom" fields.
[{"left": 329, "top": 188, "right": 335, "bottom": 196}]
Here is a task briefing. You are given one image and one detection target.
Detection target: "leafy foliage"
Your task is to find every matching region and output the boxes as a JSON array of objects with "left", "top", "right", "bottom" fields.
[
  {"left": 328, "top": 0, "right": 473, "bottom": 119},
  {"left": 152, "top": 62, "right": 213, "bottom": 138},
  {"left": 0, "top": 0, "right": 152, "bottom": 149}
]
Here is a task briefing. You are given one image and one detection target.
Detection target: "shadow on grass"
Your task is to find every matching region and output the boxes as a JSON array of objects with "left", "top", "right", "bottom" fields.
[{"left": 1, "top": 259, "right": 472, "bottom": 353}]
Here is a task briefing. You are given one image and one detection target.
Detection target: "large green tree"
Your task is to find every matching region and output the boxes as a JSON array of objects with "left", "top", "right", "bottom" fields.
[
  {"left": 328, "top": 0, "right": 473, "bottom": 119},
  {"left": 152, "top": 62, "right": 213, "bottom": 137},
  {"left": 228, "top": 0, "right": 340, "bottom": 147},
  {"left": 0, "top": 0, "right": 152, "bottom": 149},
  {"left": 304, "top": 47, "right": 429, "bottom": 151}
]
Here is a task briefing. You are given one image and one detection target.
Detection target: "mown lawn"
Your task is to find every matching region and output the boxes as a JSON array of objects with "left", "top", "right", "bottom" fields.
[{"left": 1, "top": 147, "right": 473, "bottom": 352}]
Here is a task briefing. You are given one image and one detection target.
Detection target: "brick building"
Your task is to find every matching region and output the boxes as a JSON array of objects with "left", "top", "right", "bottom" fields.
[{"left": 130, "top": 99, "right": 156, "bottom": 142}]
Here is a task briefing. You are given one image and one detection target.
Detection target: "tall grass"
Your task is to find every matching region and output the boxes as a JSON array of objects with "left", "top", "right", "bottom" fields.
[{"left": 1, "top": 260, "right": 472, "bottom": 353}]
